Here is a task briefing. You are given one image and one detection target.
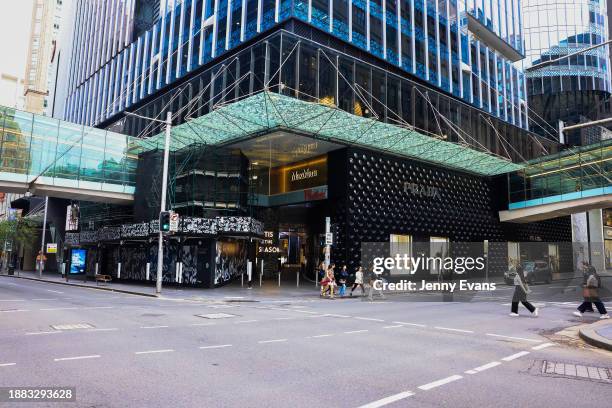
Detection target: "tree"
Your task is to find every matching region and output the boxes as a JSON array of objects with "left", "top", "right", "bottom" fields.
[{"left": 0, "top": 218, "right": 39, "bottom": 254}]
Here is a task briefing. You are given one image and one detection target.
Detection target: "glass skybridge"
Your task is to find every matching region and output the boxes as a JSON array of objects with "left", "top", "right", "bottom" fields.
[
  {"left": 0, "top": 106, "right": 138, "bottom": 203},
  {"left": 508, "top": 139, "right": 612, "bottom": 210}
]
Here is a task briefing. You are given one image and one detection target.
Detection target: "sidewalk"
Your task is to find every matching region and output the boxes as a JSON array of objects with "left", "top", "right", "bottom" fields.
[
  {"left": 0, "top": 270, "right": 333, "bottom": 301},
  {"left": 579, "top": 320, "right": 612, "bottom": 352}
]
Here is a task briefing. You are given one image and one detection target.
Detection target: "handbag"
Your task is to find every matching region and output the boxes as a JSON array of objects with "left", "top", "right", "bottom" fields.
[{"left": 582, "top": 287, "right": 597, "bottom": 298}]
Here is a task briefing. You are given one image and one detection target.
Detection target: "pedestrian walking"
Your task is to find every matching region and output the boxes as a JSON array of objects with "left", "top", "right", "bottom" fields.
[
  {"left": 578, "top": 261, "right": 595, "bottom": 312},
  {"left": 573, "top": 262, "right": 609, "bottom": 319},
  {"left": 325, "top": 264, "right": 336, "bottom": 299},
  {"left": 510, "top": 261, "right": 538, "bottom": 317},
  {"left": 350, "top": 266, "right": 366, "bottom": 296},
  {"left": 338, "top": 265, "right": 349, "bottom": 297}
]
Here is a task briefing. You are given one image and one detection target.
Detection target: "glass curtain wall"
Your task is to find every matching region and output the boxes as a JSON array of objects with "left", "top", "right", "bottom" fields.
[
  {"left": 64, "top": 0, "right": 529, "bottom": 133},
  {"left": 122, "top": 30, "right": 557, "bottom": 162}
]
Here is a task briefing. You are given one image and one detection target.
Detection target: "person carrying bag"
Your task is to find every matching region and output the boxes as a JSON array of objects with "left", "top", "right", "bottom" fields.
[
  {"left": 509, "top": 262, "right": 538, "bottom": 317},
  {"left": 574, "top": 263, "right": 609, "bottom": 319}
]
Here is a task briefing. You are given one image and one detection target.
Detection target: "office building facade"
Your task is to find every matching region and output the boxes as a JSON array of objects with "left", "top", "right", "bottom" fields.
[
  {"left": 45, "top": 0, "right": 576, "bottom": 285},
  {"left": 522, "top": 0, "right": 612, "bottom": 144},
  {"left": 23, "top": 0, "right": 65, "bottom": 115}
]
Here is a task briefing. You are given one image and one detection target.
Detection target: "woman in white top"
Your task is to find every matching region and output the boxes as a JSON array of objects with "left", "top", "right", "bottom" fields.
[{"left": 350, "top": 266, "right": 365, "bottom": 296}]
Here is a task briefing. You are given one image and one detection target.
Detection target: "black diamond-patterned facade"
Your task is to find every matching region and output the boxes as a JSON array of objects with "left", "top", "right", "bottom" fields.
[{"left": 327, "top": 148, "right": 572, "bottom": 274}]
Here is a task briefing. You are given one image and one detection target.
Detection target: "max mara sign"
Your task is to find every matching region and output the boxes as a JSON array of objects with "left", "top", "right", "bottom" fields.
[{"left": 291, "top": 168, "right": 319, "bottom": 182}]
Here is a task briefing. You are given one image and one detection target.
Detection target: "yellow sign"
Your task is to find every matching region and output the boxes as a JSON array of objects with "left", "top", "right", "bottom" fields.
[{"left": 46, "top": 243, "right": 58, "bottom": 254}]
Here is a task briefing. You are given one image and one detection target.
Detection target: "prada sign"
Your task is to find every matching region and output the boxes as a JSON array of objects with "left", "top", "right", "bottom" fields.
[{"left": 404, "top": 182, "right": 441, "bottom": 199}]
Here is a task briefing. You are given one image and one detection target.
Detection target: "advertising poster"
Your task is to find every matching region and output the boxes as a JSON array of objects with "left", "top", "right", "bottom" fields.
[{"left": 69, "top": 249, "right": 87, "bottom": 274}]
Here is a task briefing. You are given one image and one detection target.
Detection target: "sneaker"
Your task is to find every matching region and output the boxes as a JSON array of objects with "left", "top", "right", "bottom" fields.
[
  {"left": 533, "top": 308, "right": 539, "bottom": 317},
  {"left": 573, "top": 311, "right": 583, "bottom": 318},
  {"left": 509, "top": 313, "right": 519, "bottom": 317},
  {"left": 600, "top": 314, "right": 610, "bottom": 319}
]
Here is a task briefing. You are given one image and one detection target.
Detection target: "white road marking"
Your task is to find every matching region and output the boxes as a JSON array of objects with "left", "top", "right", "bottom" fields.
[
  {"left": 0, "top": 299, "right": 25, "bottom": 302},
  {"left": 140, "top": 325, "right": 169, "bottom": 329},
  {"left": 258, "top": 339, "right": 288, "bottom": 344},
  {"left": 418, "top": 375, "right": 463, "bottom": 390},
  {"left": 344, "top": 330, "right": 368, "bottom": 334},
  {"left": 471, "top": 361, "right": 501, "bottom": 372},
  {"left": 304, "top": 314, "right": 327, "bottom": 318},
  {"left": 392, "top": 321, "right": 426, "bottom": 327},
  {"left": 357, "top": 391, "right": 415, "bottom": 408},
  {"left": 199, "top": 344, "right": 232, "bottom": 349},
  {"left": 0, "top": 309, "right": 29, "bottom": 313},
  {"left": 501, "top": 351, "right": 531, "bottom": 361},
  {"left": 88, "top": 328, "right": 119, "bottom": 332},
  {"left": 434, "top": 326, "right": 474, "bottom": 334},
  {"left": 235, "top": 320, "right": 258, "bottom": 324},
  {"left": 0, "top": 363, "right": 17, "bottom": 367},
  {"left": 135, "top": 349, "right": 174, "bottom": 355},
  {"left": 486, "top": 333, "right": 542, "bottom": 343},
  {"left": 54, "top": 355, "right": 100, "bottom": 362},
  {"left": 25, "top": 331, "right": 61, "bottom": 336},
  {"left": 464, "top": 370, "right": 478, "bottom": 374},
  {"left": 46, "top": 290, "right": 64, "bottom": 294},
  {"left": 327, "top": 314, "right": 351, "bottom": 318},
  {"left": 40, "top": 307, "right": 78, "bottom": 311},
  {"left": 354, "top": 317, "right": 385, "bottom": 322},
  {"left": 190, "top": 323, "right": 216, "bottom": 326},
  {"left": 31, "top": 298, "right": 57, "bottom": 301},
  {"left": 272, "top": 317, "right": 295, "bottom": 320},
  {"left": 84, "top": 306, "right": 114, "bottom": 310},
  {"left": 309, "top": 334, "right": 334, "bottom": 338},
  {"left": 383, "top": 325, "right": 404, "bottom": 329},
  {"left": 532, "top": 342, "right": 555, "bottom": 350}
]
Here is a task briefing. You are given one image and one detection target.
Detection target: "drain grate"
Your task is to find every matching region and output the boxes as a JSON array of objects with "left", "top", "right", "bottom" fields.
[
  {"left": 542, "top": 360, "right": 611, "bottom": 383},
  {"left": 51, "top": 323, "right": 95, "bottom": 331},
  {"left": 195, "top": 313, "right": 237, "bottom": 319}
]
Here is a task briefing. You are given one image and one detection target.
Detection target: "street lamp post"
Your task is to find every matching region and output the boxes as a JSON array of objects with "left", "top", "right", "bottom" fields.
[
  {"left": 156, "top": 111, "right": 173, "bottom": 294},
  {"left": 38, "top": 196, "right": 48, "bottom": 278}
]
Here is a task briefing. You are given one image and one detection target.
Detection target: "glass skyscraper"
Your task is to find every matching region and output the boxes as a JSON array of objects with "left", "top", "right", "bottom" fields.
[
  {"left": 522, "top": 0, "right": 612, "bottom": 144},
  {"left": 56, "top": 0, "right": 531, "bottom": 134}
]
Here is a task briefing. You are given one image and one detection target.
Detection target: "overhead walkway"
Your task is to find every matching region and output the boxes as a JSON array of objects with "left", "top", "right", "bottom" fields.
[
  {"left": 0, "top": 106, "right": 138, "bottom": 204},
  {"left": 499, "top": 140, "right": 612, "bottom": 223}
]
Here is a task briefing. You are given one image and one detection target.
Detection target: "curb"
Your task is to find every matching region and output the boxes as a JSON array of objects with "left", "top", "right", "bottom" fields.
[
  {"left": 0, "top": 274, "right": 158, "bottom": 298},
  {"left": 578, "top": 321, "right": 612, "bottom": 351}
]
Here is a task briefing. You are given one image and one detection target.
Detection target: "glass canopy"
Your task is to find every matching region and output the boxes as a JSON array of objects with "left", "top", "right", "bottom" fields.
[{"left": 139, "top": 91, "right": 523, "bottom": 176}]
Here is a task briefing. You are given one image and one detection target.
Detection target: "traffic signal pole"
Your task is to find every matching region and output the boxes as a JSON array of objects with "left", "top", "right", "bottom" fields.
[{"left": 156, "top": 111, "right": 172, "bottom": 294}]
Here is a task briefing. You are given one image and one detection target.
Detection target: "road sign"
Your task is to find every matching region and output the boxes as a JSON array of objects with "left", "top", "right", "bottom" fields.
[
  {"left": 325, "top": 232, "right": 333, "bottom": 246},
  {"left": 169, "top": 212, "right": 179, "bottom": 232},
  {"left": 46, "top": 243, "right": 58, "bottom": 254}
]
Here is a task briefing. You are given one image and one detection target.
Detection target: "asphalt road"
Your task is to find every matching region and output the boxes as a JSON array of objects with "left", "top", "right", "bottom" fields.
[{"left": 0, "top": 277, "right": 610, "bottom": 408}]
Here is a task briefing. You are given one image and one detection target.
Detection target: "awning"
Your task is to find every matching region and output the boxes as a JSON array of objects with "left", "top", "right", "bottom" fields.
[{"left": 137, "top": 91, "right": 523, "bottom": 176}]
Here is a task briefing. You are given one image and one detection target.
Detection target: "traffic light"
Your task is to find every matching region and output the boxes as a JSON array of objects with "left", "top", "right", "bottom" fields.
[{"left": 159, "top": 211, "right": 171, "bottom": 232}]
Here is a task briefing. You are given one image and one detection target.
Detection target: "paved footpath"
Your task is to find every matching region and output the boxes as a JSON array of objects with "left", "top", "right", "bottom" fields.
[{"left": 0, "top": 275, "right": 611, "bottom": 408}]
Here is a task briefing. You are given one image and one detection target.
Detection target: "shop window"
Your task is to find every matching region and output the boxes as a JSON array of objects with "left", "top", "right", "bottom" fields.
[{"left": 390, "top": 234, "right": 412, "bottom": 275}]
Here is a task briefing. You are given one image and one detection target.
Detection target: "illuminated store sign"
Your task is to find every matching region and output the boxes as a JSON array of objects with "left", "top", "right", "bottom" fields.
[{"left": 269, "top": 155, "right": 328, "bottom": 195}]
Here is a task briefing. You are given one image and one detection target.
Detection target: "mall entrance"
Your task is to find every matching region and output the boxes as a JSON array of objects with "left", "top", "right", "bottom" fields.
[{"left": 257, "top": 203, "right": 327, "bottom": 283}]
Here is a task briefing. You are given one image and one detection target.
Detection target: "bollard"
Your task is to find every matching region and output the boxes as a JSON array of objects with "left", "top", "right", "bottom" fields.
[
  {"left": 146, "top": 263, "right": 150, "bottom": 281},
  {"left": 297, "top": 272, "right": 300, "bottom": 287},
  {"left": 117, "top": 262, "right": 121, "bottom": 279},
  {"left": 278, "top": 271, "right": 281, "bottom": 287},
  {"left": 241, "top": 272, "right": 244, "bottom": 287},
  {"left": 95, "top": 263, "right": 99, "bottom": 275},
  {"left": 260, "top": 261, "right": 264, "bottom": 287}
]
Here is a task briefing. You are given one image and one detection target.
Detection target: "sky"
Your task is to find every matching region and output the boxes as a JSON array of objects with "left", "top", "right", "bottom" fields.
[{"left": 0, "top": 0, "right": 34, "bottom": 78}]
